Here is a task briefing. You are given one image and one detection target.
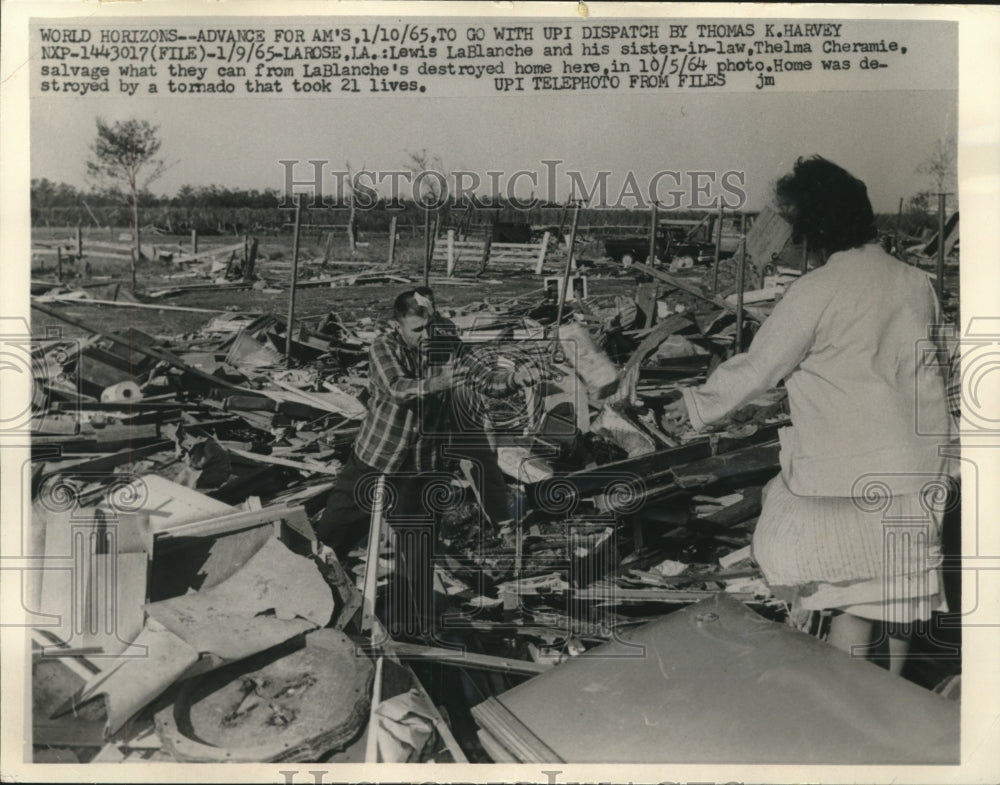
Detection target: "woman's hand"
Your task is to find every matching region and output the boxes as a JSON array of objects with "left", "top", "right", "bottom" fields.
[{"left": 661, "top": 393, "right": 690, "bottom": 434}]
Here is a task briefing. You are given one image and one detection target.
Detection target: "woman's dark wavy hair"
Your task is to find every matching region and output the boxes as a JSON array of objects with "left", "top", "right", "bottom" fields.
[{"left": 774, "top": 156, "right": 877, "bottom": 254}]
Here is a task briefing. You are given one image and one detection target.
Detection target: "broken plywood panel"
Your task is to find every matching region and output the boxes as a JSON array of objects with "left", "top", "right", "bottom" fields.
[
  {"left": 744, "top": 206, "right": 793, "bottom": 286},
  {"left": 146, "top": 537, "right": 333, "bottom": 660},
  {"left": 474, "top": 593, "right": 959, "bottom": 764},
  {"left": 77, "top": 537, "right": 333, "bottom": 738},
  {"left": 115, "top": 475, "right": 235, "bottom": 534}
]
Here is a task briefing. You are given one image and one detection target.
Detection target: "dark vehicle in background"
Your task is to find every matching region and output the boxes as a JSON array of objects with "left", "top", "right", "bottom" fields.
[
  {"left": 605, "top": 225, "right": 713, "bottom": 267},
  {"left": 492, "top": 221, "right": 533, "bottom": 244},
  {"left": 604, "top": 216, "right": 744, "bottom": 267}
]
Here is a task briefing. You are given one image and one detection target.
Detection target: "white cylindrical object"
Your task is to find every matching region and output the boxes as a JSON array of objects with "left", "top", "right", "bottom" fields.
[
  {"left": 558, "top": 321, "right": 619, "bottom": 398},
  {"left": 100, "top": 381, "right": 142, "bottom": 403}
]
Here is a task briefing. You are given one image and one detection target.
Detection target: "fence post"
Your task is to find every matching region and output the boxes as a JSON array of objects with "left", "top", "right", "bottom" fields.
[
  {"left": 647, "top": 201, "right": 659, "bottom": 265},
  {"left": 711, "top": 204, "right": 724, "bottom": 293},
  {"left": 191, "top": 228, "right": 198, "bottom": 255},
  {"left": 735, "top": 214, "right": 747, "bottom": 353},
  {"left": 936, "top": 193, "right": 946, "bottom": 303},
  {"left": 446, "top": 229, "right": 456, "bottom": 277},
  {"left": 387, "top": 216, "right": 397, "bottom": 266},
  {"left": 423, "top": 209, "right": 431, "bottom": 286},
  {"left": 535, "top": 231, "right": 550, "bottom": 275},
  {"left": 285, "top": 196, "right": 303, "bottom": 369}
]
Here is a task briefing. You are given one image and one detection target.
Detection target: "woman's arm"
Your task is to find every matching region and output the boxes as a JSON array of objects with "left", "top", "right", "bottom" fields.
[{"left": 682, "top": 270, "right": 836, "bottom": 430}]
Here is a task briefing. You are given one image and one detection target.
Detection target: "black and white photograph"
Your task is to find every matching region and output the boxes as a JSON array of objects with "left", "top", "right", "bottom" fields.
[{"left": 1, "top": 2, "right": 998, "bottom": 782}]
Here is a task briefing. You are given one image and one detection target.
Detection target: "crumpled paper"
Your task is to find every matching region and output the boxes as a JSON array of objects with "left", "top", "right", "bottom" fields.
[{"left": 374, "top": 688, "right": 439, "bottom": 763}]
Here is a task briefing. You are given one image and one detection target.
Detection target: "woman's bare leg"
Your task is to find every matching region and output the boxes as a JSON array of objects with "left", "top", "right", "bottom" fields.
[{"left": 827, "top": 611, "right": 875, "bottom": 660}]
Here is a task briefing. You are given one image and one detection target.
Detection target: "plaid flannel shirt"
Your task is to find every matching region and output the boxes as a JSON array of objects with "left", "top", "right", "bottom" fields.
[
  {"left": 353, "top": 328, "right": 438, "bottom": 474},
  {"left": 354, "top": 321, "right": 534, "bottom": 472}
]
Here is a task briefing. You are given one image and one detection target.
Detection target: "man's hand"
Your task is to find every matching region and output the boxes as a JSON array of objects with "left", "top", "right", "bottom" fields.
[
  {"left": 425, "top": 363, "right": 455, "bottom": 393},
  {"left": 514, "top": 357, "right": 564, "bottom": 388}
]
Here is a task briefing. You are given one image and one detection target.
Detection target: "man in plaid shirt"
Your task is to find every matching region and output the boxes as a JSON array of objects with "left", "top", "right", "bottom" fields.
[
  {"left": 315, "top": 289, "right": 546, "bottom": 637},
  {"left": 315, "top": 290, "right": 454, "bottom": 558}
]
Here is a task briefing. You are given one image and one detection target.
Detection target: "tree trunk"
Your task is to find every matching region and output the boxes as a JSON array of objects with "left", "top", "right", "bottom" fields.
[{"left": 131, "top": 189, "right": 139, "bottom": 293}]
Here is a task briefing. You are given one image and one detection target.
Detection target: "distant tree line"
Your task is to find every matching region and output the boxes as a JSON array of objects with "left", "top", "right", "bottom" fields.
[{"left": 30, "top": 177, "right": 945, "bottom": 239}]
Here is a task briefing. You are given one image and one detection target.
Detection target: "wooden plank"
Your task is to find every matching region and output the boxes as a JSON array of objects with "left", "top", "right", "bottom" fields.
[
  {"left": 366, "top": 655, "right": 384, "bottom": 762},
  {"left": 471, "top": 697, "right": 564, "bottom": 763},
  {"left": 34, "top": 718, "right": 106, "bottom": 747},
  {"left": 669, "top": 443, "right": 780, "bottom": 488},
  {"left": 534, "top": 232, "right": 551, "bottom": 275},
  {"left": 81, "top": 550, "right": 148, "bottom": 657},
  {"left": 360, "top": 476, "right": 386, "bottom": 634},
  {"left": 30, "top": 302, "right": 255, "bottom": 393},
  {"left": 227, "top": 446, "right": 343, "bottom": 476},
  {"left": 632, "top": 263, "right": 738, "bottom": 314},
  {"left": 387, "top": 641, "right": 549, "bottom": 676},
  {"left": 172, "top": 240, "right": 247, "bottom": 264},
  {"left": 33, "top": 296, "right": 228, "bottom": 315},
  {"left": 155, "top": 504, "right": 308, "bottom": 541}
]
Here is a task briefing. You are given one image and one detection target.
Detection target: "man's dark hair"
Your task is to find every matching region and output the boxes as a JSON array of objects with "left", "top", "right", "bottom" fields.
[
  {"left": 774, "top": 156, "right": 877, "bottom": 254},
  {"left": 392, "top": 290, "right": 430, "bottom": 320},
  {"left": 414, "top": 285, "right": 435, "bottom": 304}
]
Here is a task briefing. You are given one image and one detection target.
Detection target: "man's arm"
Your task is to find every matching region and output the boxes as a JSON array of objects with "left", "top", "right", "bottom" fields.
[
  {"left": 459, "top": 342, "right": 550, "bottom": 399},
  {"left": 370, "top": 335, "right": 452, "bottom": 402}
]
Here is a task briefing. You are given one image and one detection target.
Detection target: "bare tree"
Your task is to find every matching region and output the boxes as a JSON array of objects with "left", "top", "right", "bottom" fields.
[
  {"left": 917, "top": 133, "right": 957, "bottom": 204},
  {"left": 405, "top": 149, "right": 451, "bottom": 256},
  {"left": 405, "top": 148, "right": 447, "bottom": 207},
  {"left": 86, "top": 118, "right": 167, "bottom": 289},
  {"left": 343, "top": 160, "right": 372, "bottom": 253}
]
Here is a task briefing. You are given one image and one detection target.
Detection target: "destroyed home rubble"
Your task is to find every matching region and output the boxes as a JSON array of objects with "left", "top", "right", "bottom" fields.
[{"left": 26, "top": 216, "right": 961, "bottom": 764}]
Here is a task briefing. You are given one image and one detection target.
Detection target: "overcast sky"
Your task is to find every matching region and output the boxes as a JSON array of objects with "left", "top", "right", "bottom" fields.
[{"left": 32, "top": 87, "right": 956, "bottom": 213}]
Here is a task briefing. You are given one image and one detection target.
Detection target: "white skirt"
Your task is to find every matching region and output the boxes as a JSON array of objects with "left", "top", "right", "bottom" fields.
[{"left": 752, "top": 473, "right": 947, "bottom": 623}]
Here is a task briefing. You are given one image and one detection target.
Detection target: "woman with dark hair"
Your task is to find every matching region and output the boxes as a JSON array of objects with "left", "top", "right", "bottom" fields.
[{"left": 665, "top": 156, "right": 955, "bottom": 673}]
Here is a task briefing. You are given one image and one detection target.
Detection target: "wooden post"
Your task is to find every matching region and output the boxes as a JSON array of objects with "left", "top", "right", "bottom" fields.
[
  {"left": 800, "top": 236, "right": 809, "bottom": 274},
  {"left": 735, "top": 213, "right": 747, "bottom": 353},
  {"left": 245, "top": 238, "right": 258, "bottom": 280},
  {"left": 387, "top": 216, "right": 397, "bottom": 266},
  {"left": 557, "top": 201, "right": 569, "bottom": 239},
  {"left": 190, "top": 228, "right": 198, "bottom": 255},
  {"left": 75, "top": 226, "right": 83, "bottom": 261},
  {"left": 285, "top": 196, "right": 303, "bottom": 368},
  {"left": 56, "top": 247, "right": 63, "bottom": 283},
  {"left": 429, "top": 215, "right": 439, "bottom": 261},
  {"left": 423, "top": 208, "right": 431, "bottom": 286},
  {"left": 243, "top": 234, "right": 249, "bottom": 266},
  {"left": 647, "top": 201, "right": 659, "bottom": 265},
  {"left": 478, "top": 220, "right": 494, "bottom": 275},
  {"left": 361, "top": 475, "right": 386, "bottom": 633},
  {"left": 534, "top": 231, "right": 550, "bottom": 275},
  {"left": 554, "top": 202, "right": 581, "bottom": 350},
  {"left": 445, "top": 228, "right": 456, "bottom": 277},
  {"left": 895, "top": 196, "right": 903, "bottom": 256},
  {"left": 936, "top": 192, "right": 946, "bottom": 303},
  {"left": 711, "top": 204, "right": 724, "bottom": 293}
]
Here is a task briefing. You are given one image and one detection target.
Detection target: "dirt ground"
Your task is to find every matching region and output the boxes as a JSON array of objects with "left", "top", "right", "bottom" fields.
[{"left": 29, "top": 227, "right": 639, "bottom": 340}]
